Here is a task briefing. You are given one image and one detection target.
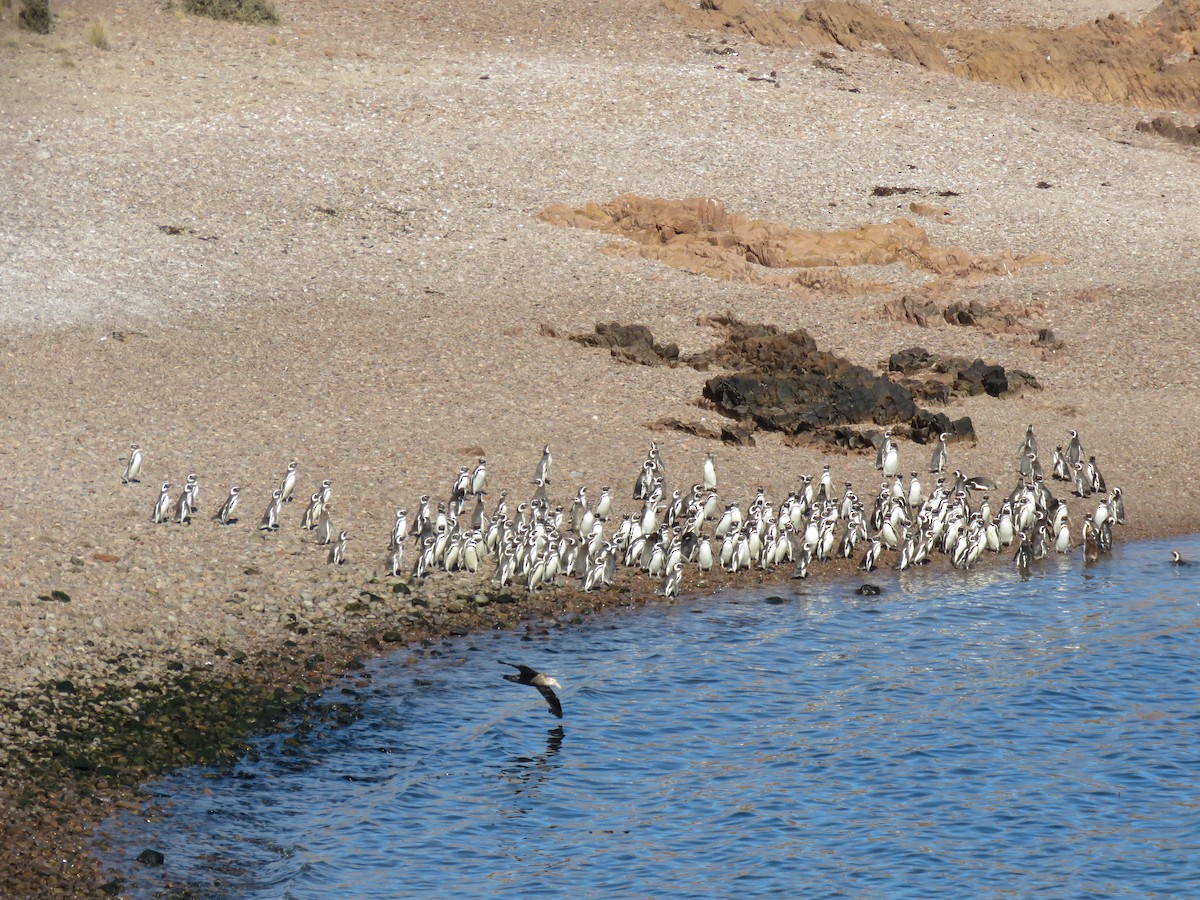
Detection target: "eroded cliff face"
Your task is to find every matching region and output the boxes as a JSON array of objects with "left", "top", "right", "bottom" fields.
[{"left": 665, "top": 0, "right": 1200, "bottom": 109}]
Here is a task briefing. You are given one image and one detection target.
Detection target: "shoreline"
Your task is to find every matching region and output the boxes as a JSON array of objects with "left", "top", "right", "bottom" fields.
[
  {"left": 0, "top": 521, "right": 1170, "bottom": 896},
  {"left": 3, "top": 0, "right": 1199, "bottom": 893}
]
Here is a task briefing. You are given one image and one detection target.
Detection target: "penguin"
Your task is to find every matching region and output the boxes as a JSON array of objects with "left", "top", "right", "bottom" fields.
[
  {"left": 1051, "top": 446, "right": 1068, "bottom": 481},
  {"left": 471, "top": 494, "right": 487, "bottom": 531},
  {"left": 387, "top": 543, "right": 404, "bottom": 577},
  {"left": 471, "top": 457, "right": 488, "bottom": 496},
  {"left": 647, "top": 440, "right": 666, "bottom": 479},
  {"left": 316, "top": 505, "right": 335, "bottom": 545},
  {"left": 633, "top": 460, "right": 654, "bottom": 500},
  {"left": 185, "top": 473, "right": 199, "bottom": 513},
  {"left": 531, "top": 478, "right": 548, "bottom": 508},
  {"left": 121, "top": 444, "right": 143, "bottom": 484},
  {"left": 214, "top": 486, "right": 240, "bottom": 525},
  {"left": 1072, "top": 462, "right": 1091, "bottom": 498},
  {"left": 1085, "top": 456, "right": 1106, "bottom": 494},
  {"left": 1109, "top": 487, "right": 1126, "bottom": 526},
  {"left": 1054, "top": 518, "right": 1072, "bottom": 554},
  {"left": 152, "top": 481, "right": 172, "bottom": 524},
  {"left": 301, "top": 492, "right": 322, "bottom": 529},
  {"left": 660, "top": 561, "right": 683, "bottom": 598},
  {"left": 1017, "top": 424, "right": 1039, "bottom": 462},
  {"left": 817, "top": 465, "right": 833, "bottom": 504},
  {"left": 882, "top": 438, "right": 900, "bottom": 479},
  {"left": 279, "top": 461, "right": 298, "bottom": 503},
  {"left": 859, "top": 537, "right": 882, "bottom": 573},
  {"left": 533, "top": 445, "right": 552, "bottom": 485},
  {"left": 1171, "top": 550, "right": 1190, "bottom": 566},
  {"left": 327, "top": 530, "right": 348, "bottom": 565},
  {"left": 697, "top": 537, "right": 714, "bottom": 572},
  {"left": 594, "top": 487, "right": 613, "bottom": 522},
  {"left": 1066, "top": 429, "right": 1084, "bottom": 470},
  {"left": 259, "top": 489, "right": 283, "bottom": 531},
  {"left": 450, "top": 466, "right": 471, "bottom": 515},
  {"left": 390, "top": 509, "right": 408, "bottom": 550},
  {"left": 702, "top": 452, "right": 717, "bottom": 491},
  {"left": 1014, "top": 531, "right": 1032, "bottom": 574},
  {"left": 174, "top": 483, "right": 194, "bottom": 525},
  {"left": 875, "top": 429, "right": 893, "bottom": 471},
  {"left": 929, "top": 432, "right": 949, "bottom": 474},
  {"left": 907, "top": 472, "right": 923, "bottom": 509}
]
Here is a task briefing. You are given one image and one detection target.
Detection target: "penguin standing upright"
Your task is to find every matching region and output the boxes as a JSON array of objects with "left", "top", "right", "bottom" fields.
[
  {"left": 533, "top": 445, "right": 552, "bottom": 485},
  {"left": 328, "top": 530, "right": 348, "bottom": 565},
  {"left": 279, "top": 461, "right": 299, "bottom": 503},
  {"left": 316, "top": 505, "right": 335, "bottom": 545},
  {"left": 214, "top": 486, "right": 240, "bottom": 525},
  {"left": 1109, "top": 487, "right": 1126, "bottom": 525},
  {"left": 929, "top": 432, "right": 949, "bottom": 474},
  {"left": 471, "top": 457, "right": 488, "bottom": 496},
  {"left": 174, "top": 483, "right": 194, "bottom": 525},
  {"left": 121, "top": 444, "right": 143, "bottom": 484},
  {"left": 882, "top": 438, "right": 900, "bottom": 479},
  {"left": 259, "top": 489, "right": 283, "bottom": 531},
  {"left": 594, "top": 487, "right": 613, "bottom": 522},
  {"left": 1066, "top": 430, "right": 1084, "bottom": 470},
  {"left": 185, "top": 473, "right": 199, "bottom": 513},
  {"left": 152, "top": 482, "right": 172, "bottom": 524},
  {"left": 702, "top": 452, "right": 717, "bottom": 491}
]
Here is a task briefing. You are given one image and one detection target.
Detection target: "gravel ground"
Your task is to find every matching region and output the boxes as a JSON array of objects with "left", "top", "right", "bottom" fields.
[{"left": 1, "top": 0, "right": 1198, "bottom": 893}]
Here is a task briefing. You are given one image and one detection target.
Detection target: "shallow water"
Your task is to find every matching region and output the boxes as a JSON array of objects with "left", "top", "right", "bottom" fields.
[{"left": 100, "top": 535, "right": 1200, "bottom": 898}]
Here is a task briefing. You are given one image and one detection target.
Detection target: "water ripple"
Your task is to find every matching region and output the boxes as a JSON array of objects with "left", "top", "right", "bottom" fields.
[{"left": 99, "top": 536, "right": 1200, "bottom": 898}]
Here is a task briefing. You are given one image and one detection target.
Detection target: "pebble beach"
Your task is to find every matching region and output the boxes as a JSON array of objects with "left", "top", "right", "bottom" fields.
[{"left": 2, "top": 0, "right": 1199, "bottom": 892}]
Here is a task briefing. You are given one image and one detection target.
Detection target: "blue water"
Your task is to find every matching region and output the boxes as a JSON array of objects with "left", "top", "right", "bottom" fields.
[{"left": 99, "top": 535, "right": 1200, "bottom": 898}]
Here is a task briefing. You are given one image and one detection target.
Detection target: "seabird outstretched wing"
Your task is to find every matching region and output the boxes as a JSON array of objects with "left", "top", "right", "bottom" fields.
[{"left": 536, "top": 683, "right": 563, "bottom": 718}]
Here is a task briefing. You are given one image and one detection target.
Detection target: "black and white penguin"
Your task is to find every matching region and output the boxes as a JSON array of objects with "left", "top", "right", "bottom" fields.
[
  {"left": 259, "top": 489, "right": 283, "bottom": 531},
  {"left": 151, "top": 481, "right": 172, "bottom": 524},
  {"left": 214, "top": 486, "right": 240, "bottom": 525},
  {"left": 533, "top": 445, "right": 552, "bottom": 485},
  {"left": 327, "top": 530, "right": 348, "bottom": 565},
  {"left": 121, "top": 444, "right": 143, "bottom": 484},
  {"left": 279, "top": 461, "right": 298, "bottom": 503},
  {"left": 929, "top": 432, "right": 949, "bottom": 474},
  {"left": 1066, "top": 430, "right": 1084, "bottom": 470}
]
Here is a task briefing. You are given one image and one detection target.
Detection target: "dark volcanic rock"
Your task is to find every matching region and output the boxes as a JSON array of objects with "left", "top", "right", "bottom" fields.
[
  {"left": 570, "top": 321, "right": 680, "bottom": 366},
  {"left": 567, "top": 316, "right": 969, "bottom": 449},
  {"left": 888, "top": 345, "right": 1040, "bottom": 401}
]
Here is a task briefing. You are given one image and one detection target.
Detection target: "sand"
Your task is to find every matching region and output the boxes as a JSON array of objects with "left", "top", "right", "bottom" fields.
[{"left": 1, "top": 0, "right": 1199, "bottom": 892}]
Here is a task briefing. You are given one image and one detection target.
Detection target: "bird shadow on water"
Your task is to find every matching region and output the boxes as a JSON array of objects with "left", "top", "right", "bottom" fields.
[{"left": 498, "top": 726, "right": 565, "bottom": 818}]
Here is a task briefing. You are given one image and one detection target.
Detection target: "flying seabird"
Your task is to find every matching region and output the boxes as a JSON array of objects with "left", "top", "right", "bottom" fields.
[{"left": 500, "top": 661, "right": 563, "bottom": 718}]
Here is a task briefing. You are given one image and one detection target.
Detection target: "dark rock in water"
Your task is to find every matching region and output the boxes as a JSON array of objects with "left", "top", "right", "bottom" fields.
[
  {"left": 571, "top": 321, "right": 680, "bottom": 367},
  {"left": 136, "top": 849, "right": 165, "bottom": 867},
  {"left": 855, "top": 584, "right": 882, "bottom": 596},
  {"left": 763, "top": 595, "right": 789, "bottom": 605}
]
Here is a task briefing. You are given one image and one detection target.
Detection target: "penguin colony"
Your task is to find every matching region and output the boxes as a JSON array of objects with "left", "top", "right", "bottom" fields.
[{"left": 122, "top": 425, "right": 1129, "bottom": 604}]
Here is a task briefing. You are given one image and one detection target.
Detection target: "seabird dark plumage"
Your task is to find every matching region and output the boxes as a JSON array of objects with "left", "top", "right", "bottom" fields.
[{"left": 500, "top": 661, "right": 563, "bottom": 718}]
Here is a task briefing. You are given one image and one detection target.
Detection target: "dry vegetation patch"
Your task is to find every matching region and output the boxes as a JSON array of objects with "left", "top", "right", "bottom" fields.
[{"left": 540, "top": 195, "right": 1054, "bottom": 296}]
